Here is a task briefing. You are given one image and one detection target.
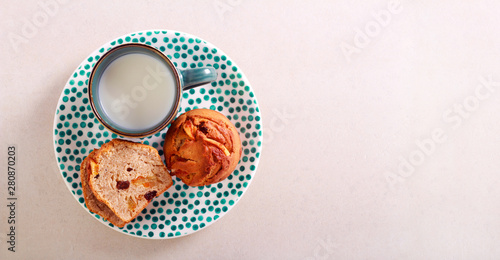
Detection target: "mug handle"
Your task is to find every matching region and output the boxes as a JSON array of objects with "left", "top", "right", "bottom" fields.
[{"left": 180, "top": 67, "right": 218, "bottom": 90}]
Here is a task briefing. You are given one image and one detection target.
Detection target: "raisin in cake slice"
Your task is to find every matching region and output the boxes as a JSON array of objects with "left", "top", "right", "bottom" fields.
[{"left": 88, "top": 139, "right": 173, "bottom": 224}]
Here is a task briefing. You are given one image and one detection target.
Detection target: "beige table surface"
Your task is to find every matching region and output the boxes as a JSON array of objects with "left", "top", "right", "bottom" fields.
[{"left": 2, "top": 0, "right": 500, "bottom": 259}]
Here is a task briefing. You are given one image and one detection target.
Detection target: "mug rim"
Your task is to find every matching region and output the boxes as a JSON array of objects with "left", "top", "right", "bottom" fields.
[{"left": 88, "top": 43, "right": 182, "bottom": 138}]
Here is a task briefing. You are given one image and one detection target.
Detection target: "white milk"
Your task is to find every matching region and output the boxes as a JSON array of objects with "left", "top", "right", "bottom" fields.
[{"left": 98, "top": 53, "right": 177, "bottom": 131}]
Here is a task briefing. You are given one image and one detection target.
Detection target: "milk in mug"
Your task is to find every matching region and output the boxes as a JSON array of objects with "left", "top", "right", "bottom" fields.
[{"left": 98, "top": 53, "right": 177, "bottom": 131}]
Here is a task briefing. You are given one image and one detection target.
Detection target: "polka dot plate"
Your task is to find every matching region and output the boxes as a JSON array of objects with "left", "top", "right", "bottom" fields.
[{"left": 52, "top": 30, "right": 262, "bottom": 239}]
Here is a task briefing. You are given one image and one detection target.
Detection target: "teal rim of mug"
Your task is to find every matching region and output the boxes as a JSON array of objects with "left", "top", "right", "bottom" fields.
[{"left": 88, "top": 43, "right": 182, "bottom": 138}]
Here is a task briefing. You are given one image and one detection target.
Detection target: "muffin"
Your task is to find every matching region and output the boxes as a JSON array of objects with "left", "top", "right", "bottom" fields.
[
  {"left": 84, "top": 139, "right": 173, "bottom": 224},
  {"left": 163, "top": 109, "right": 242, "bottom": 186}
]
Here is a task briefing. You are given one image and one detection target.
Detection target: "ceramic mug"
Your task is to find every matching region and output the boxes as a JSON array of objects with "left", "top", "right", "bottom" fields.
[{"left": 88, "top": 43, "right": 217, "bottom": 138}]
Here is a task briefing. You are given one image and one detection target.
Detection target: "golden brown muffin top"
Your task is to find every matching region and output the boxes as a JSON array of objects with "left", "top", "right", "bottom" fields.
[{"left": 164, "top": 109, "right": 242, "bottom": 186}]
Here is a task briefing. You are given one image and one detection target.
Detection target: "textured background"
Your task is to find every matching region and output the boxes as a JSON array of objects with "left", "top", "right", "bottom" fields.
[{"left": 2, "top": 0, "right": 500, "bottom": 259}]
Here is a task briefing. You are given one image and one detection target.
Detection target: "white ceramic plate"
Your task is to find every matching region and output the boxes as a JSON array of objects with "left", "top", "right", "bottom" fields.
[{"left": 52, "top": 30, "right": 262, "bottom": 239}]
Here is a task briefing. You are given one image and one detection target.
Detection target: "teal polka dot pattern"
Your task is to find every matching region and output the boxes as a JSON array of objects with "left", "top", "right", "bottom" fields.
[{"left": 52, "top": 30, "right": 262, "bottom": 239}]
